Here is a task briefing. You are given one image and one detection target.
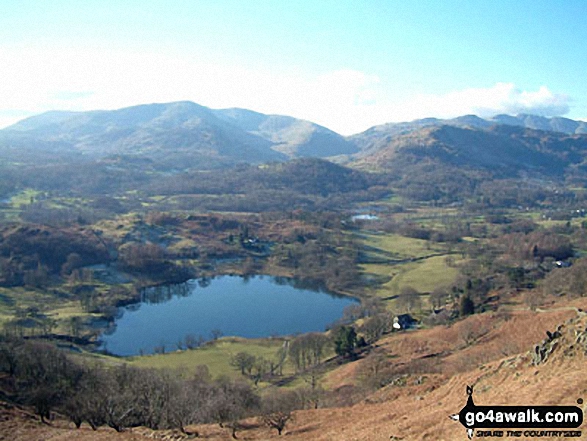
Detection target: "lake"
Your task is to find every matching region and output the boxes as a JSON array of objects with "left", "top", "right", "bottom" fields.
[{"left": 99, "top": 275, "right": 357, "bottom": 356}]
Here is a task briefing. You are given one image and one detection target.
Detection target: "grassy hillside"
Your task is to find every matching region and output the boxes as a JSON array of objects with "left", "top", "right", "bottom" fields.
[
  {"left": 129, "top": 337, "right": 292, "bottom": 379},
  {"left": 358, "top": 231, "right": 459, "bottom": 308}
]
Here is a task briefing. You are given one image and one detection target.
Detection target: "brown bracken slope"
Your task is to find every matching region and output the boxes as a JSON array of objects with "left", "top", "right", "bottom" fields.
[{"left": 2, "top": 299, "right": 586, "bottom": 441}]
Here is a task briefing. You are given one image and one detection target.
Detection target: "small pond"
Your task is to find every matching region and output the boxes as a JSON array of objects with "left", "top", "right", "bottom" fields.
[
  {"left": 351, "top": 214, "right": 379, "bottom": 221},
  {"left": 99, "top": 275, "right": 357, "bottom": 356}
]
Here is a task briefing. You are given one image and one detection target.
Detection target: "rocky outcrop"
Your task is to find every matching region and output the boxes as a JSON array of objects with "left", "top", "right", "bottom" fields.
[
  {"left": 532, "top": 312, "right": 587, "bottom": 365},
  {"left": 532, "top": 326, "right": 562, "bottom": 365}
]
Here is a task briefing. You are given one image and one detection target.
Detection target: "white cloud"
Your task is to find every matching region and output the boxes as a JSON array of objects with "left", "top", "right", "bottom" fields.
[
  {"left": 413, "top": 82, "right": 570, "bottom": 119},
  {"left": 337, "top": 83, "right": 572, "bottom": 133},
  {"left": 0, "top": 45, "right": 573, "bottom": 135},
  {"left": 0, "top": 45, "right": 385, "bottom": 133}
]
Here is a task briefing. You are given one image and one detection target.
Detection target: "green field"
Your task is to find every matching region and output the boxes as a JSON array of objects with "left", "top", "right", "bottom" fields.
[
  {"left": 360, "top": 232, "right": 446, "bottom": 260},
  {"left": 358, "top": 232, "right": 460, "bottom": 308},
  {"left": 129, "top": 337, "right": 293, "bottom": 380},
  {"left": 8, "top": 188, "right": 41, "bottom": 208},
  {"left": 363, "top": 255, "right": 459, "bottom": 297},
  {"left": 0, "top": 286, "right": 95, "bottom": 334},
  {"left": 382, "top": 255, "right": 458, "bottom": 294}
]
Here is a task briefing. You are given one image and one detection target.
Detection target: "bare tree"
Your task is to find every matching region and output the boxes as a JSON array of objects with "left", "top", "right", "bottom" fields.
[
  {"left": 252, "top": 356, "right": 270, "bottom": 385},
  {"left": 306, "top": 333, "right": 330, "bottom": 366},
  {"left": 359, "top": 313, "right": 393, "bottom": 344},
  {"left": 16, "top": 341, "right": 80, "bottom": 423},
  {"left": 0, "top": 336, "right": 24, "bottom": 377},
  {"left": 167, "top": 375, "right": 214, "bottom": 435},
  {"left": 62, "top": 364, "right": 106, "bottom": 430},
  {"left": 523, "top": 290, "right": 544, "bottom": 311},
  {"left": 289, "top": 333, "right": 330, "bottom": 372},
  {"left": 260, "top": 390, "right": 298, "bottom": 435},
  {"left": 184, "top": 333, "right": 206, "bottom": 349},
  {"left": 101, "top": 365, "right": 140, "bottom": 432},
  {"left": 357, "top": 352, "right": 391, "bottom": 390},
  {"left": 0, "top": 337, "right": 269, "bottom": 436},
  {"left": 230, "top": 352, "right": 256, "bottom": 376},
  {"left": 210, "top": 329, "right": 223, "bottom": 341},
  {"left": 134, "top": 369, "right": 173, "bottom": 430},
  {"left": 396, "top": 287, "right": 422, "bottom": 314},
  {"left": 300, "top": 370, "right": 323, "bottom": 409},
  {"left": 209, "top": 377, "right": 259, "bottom": 439},
  {"left": 458, "top": 319, "right": 489, "bottom": 347},
  {"left": 429, "top": 287, "right": 449, "bottom": 310}
]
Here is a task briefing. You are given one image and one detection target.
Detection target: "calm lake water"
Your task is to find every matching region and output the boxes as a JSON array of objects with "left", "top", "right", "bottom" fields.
[{"left": 99, "top": 275, "right": 357, "bottom": 356}]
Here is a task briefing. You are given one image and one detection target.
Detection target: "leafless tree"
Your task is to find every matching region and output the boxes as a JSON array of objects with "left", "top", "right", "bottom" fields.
[
  {"left": 252, "top": 356, "right": 270, "bottom": 385},
  {"left": 357, "top": 352, "right": 392, "bottom": 390},
  {"left": 260, "top": 390, "right": 298, "bottom": 435},
  {"left": 210, "top": 329, "right": 223, "bottom": 341},
  {"left": 230, "top": 352, "right": 256, "bottom": 375},
  {"left": 289, "top": 333, "right": 330, "bottom": 372},
  {"left": 209, "top": 377, "right": 259, "bottom": 439},
  {"left": 396, "top": 287, "right": 422, "bottom": 314},
  {"left": 359, "top": 313, "right": 393, "bottom": 344},
  {"left": 299, "top": 370, "right": 324, "bottom": 409},
  {"left": 167, "top": 375, "right": 214, "bottom": 434},
  {"left": 430, "top": 287, "right": 449, "bottom": 310},
  {"left": 101, "top": 365, "right": 141, "bottom": 432},
  {"left": 184, "top": 333, "right": 206, "bottom": 349}
]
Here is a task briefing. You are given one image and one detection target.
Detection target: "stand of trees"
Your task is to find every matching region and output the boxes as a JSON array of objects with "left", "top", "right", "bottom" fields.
[
  {"left": 117, "top": 241, "right": 194, "bottom": 282},
  {"left": 288, "top": 333, "right": 330, "bottom": 372},
  {"left": 0, "top": 225, "right": 109, "bottom": 288},
  {"left": 0, "top": 338, "right": 300, "bottom": 436},
  {"left": 269, "top": 229, "right": 361, "bottom": 292}
]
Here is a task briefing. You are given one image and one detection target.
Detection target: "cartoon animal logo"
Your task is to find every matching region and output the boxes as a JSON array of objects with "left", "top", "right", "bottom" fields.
[{"left": 449, "top": 385, "right": 475, "bottom": 439}]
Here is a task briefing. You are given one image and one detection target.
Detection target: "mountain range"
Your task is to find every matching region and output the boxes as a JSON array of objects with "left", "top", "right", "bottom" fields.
[
  {"left": 353, "top": 123, "right": 587, "bottom": 176},
  {"left": 1, "top": 102, "right": 357, "bottom": 169},
  {"left": 2, "top": 101, "right": 587, "bottom": 182},
  {"left": 349, "top": 113, "right": 587, "bottom": 153}
]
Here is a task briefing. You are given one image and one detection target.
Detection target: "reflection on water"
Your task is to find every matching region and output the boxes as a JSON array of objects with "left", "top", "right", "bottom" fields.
[
  {"left": 99, "top": 275, "right": 357, "bottom": 356},
  {"left": 141, "top": 283, "right": 191, "bottom": 304}
]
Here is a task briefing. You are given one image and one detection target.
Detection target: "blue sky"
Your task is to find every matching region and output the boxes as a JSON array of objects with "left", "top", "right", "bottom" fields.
[{"left": 1, "top": 0, "right": 586, "bottom": 134}]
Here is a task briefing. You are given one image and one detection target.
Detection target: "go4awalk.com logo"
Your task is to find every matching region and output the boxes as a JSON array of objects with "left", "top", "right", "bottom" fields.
[{"left": 450, "top": 386, "right": 583, "bottom": 439}]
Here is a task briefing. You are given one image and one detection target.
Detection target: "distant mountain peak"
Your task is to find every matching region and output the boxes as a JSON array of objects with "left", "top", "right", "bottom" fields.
[
  {"left": 212, "top": 108, "right": 358, "bottom": 158},
  {"left": 350, "top": 114, "right": 587, "bottom": 151},
  {"left": 1, "top": 101, "right": 360, "bottom": 169}
]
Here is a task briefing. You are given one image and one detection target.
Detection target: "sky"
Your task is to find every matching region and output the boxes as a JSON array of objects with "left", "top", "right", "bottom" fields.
[{"left": 1, "top": 0, "right": 586, "bottom": 135}]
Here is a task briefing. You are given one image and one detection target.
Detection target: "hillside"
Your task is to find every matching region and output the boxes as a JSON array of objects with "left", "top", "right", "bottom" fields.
[
  {"left": 3, "top": 300, "right": 586, "bottom": 440},
  {"left": 491, "top": 114, "right": 587, "bottom": 135},
  {"left": 265, "top": 308, "right": 587, "bottom": 441},
  {"left": 213, "top": 108, "right": 358, "bottom": 158},
  {"left": 7, "top": 102, "right": 586, "bottom": 171},
  {"left": 4, "top": 103, "right": 587, "bottom": 181},
  {"left": 2, "top": 102, "right": 285, "bottom": 170},
  {"left": 1, "top": 103, "right": 358, "bottom": 171},
  {"left": 353, "top": 124, "right": 587, "bottom": 180},
  {"left": 350, "top": 114, "right": 587, "bottom": 152},
  {"left": 145, "top": 157, "right": 388, "bottom": 212}
]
